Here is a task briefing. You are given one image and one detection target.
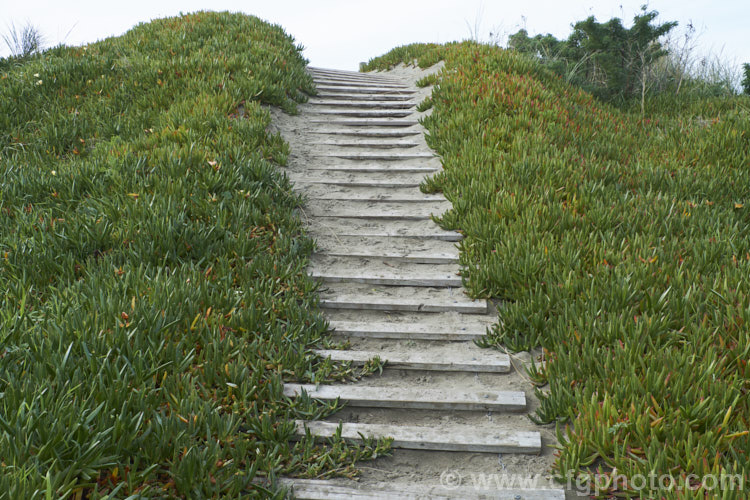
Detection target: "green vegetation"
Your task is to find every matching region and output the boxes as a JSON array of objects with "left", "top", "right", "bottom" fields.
[
  {"left": 364, "top": 41, "right": 750, "bottom": 497},
  {"left": 507, "top": 8, "right": 740, "bottom": 115},
  {"left": 508, "top": 8, "right": 677, "bottom": 103},
  {"left": 1, "top": 12, "right": 388, "bottom": 499},
  {"left": 1, "top": 21, "right": 45, "bottom": 61}
]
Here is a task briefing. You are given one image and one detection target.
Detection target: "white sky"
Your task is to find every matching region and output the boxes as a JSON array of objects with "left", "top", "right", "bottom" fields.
[{"left": 2, "top": 1, "right": 748, "bottom": 72}]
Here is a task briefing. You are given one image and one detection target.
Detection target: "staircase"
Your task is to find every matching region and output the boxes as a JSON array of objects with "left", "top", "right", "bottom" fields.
[{"left": 276, "top": 66, "right": 565, "bottom": 499}]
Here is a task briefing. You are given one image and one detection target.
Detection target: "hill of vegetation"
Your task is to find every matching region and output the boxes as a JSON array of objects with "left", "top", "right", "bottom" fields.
[
  {"left": 364, "top": 38, "right": 750, "bottom": 497},
  {"left": 0, "top": 12, "right": 387, "bottom": 499}
]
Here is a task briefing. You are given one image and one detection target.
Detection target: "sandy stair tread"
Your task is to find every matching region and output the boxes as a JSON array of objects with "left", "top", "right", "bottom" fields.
[
  {"left": 315, "top": 84, "right": 416, "bottom": 94},
  {"left": 319, "top": 282, "right": 488, "bottom": 313},
  {"left": 309, "top": 254, "right": 461, "bottom": 287},
  {"left": 305, "top": 199, "right": 451, "bottom": 219},
  {"left": 280, "top": 478, "right": 565, "bottom": 500},
  {"left": 303, "top": 161, "right": 439, "bottom": 173},
  {"left": 310, "top": 128, "right": 422, "bottom": 137},
  {"left": 311, "top": 138, "right": 420, "bottom": 148},
  {"left": 313, "top": 345, "right": 510, "bottom": 372},
  {"left": 317, "top": 150, "right": 435, "bottom": 160},
  {"left": 297, "top": 184, "right": 445, "bottom": 202},
  {"left": 284, "top": 383, "right": 526, "bottom": 411},
  {"left": 307, "top": 218, "right": 462, "bottom": 241},
  {"left": 313, "top": 234, "right": 459, "bottom": 263},
  {"left": 310, "top": 117, "right": 419, "bottom": 127},
  {"left": 312, "top": 78, "right": 409, "bottom": 88},
  {"left": 326, "top": 311, "right": 493, "bottom": 341},
  {"left": 310, "top": 109, "right": 413, "bottom": 118},
  {"left": 292, "top": 421, "right": 540, "bottom": 454},
  {"left": 307, "top": 99, "right": 417, "bottom": 108},
  {"left": 288, "top": 170, "right": 427, "bottom": 187},
  {"left": 314, "top": 92, "right": 416, "bottom": 101}
]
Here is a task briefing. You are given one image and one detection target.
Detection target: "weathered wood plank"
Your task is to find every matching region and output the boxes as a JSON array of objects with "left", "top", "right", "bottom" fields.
[
  {"left": 310, "top": 118, "right": 419, "bottom": 127},
  {"left": 309, "top": 255, "right": 461, "bottom": 287},
  {"left": 284, "top": 384, "right": 526, "bottom": 411},
  {"left": 314, "top": 347, "right": 510, "bottom": 372},
  {"left": 318, "top": 283, "right": 486, "bottom": 313},
  {"left": 293, "top": 421, "right": 539, "bottom": 452},
  {"left": 315, "top": 85, "right": 415, "bottom": 94},
  {"left": 280, "top": 478, "right": 565, "bottom": 500},
  {"left": 313, "top": 235, "right": 459, "bottom": 263}
]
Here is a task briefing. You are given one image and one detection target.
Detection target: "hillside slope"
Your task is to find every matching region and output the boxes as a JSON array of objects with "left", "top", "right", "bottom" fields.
[
  {"left": 365, "top": 42, "right": 750, "bottom": 498},
  {"left": 0, "top": 12, "right": 385, "bottom": 499}
]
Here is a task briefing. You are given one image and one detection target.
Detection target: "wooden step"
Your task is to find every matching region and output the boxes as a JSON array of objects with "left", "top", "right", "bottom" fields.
[
  {"left": 288, "top": 170, "right": 427, "bottom": 188},
  {"left": 309, "top": 255, "right": 461, "bottom": 287},
  {"left": 305, "top": 200, "right": 451, "bottom": 220},
  {"left": 298, "top": 185, "right": 445, "bottom": 202},
  {"left": 319, "top": 283, "right": 487, "bottom": 313},
  {"left": 314, "top": 235, "right": 458, "bottom": 263},
  {"left": 313, "top": 78, "right": 408, "bottom": 89},
  {"left": 285, "top": 384, "right": 526, "bottom": 411},
  {"left": 308, "top": 218, "right": 461, "bottom": 241},
  {"left": 311, "top": 128, "right": 422, "bottom": 137},
  {"left": 314, "top": 347, "right": 510, "bottom": 372},
  {"left": 293, "top": 421, "right": 539, "bottom": 453},
  {"left": 309, "top": 68, "right": 401, "bottom": 82},
  {"left": 280, "top": 478, "right": 565, "bottom": 499},
  {"left": 310, "top": 118, "right": 419, "bottom": 127},
  {"left": 328, "top": 319, "right": 486, "bottom": 341},
  {"left": 312, "top": 139, "right": 419, "bottom": 148},
  {"left": 308, "top": 99, "right": 416, "bottom": 109},
  {"left": 318, "top": 151, "right": 434, "bottom": 161},
  {"left": 312, "top": 109, "right": 413, "bottom": 118},
  {"left": 305, "top": 163, "right": 438, "bottom": 173},
  {"left": 316, "top": 85, "right": 415, "bottom": 95},
  {"left": 315, "top": 92, "right": 414, "bottom": 101}
]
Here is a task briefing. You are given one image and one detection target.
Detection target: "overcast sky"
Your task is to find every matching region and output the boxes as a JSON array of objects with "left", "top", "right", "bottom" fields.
[{"left": 2, "top": 1, "right": 748, "bottom": 73}]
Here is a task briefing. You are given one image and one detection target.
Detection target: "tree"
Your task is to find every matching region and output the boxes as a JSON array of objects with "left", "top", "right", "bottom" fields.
[
  {"left": 508, "top": 7, "right": 677, "bottom": 103},
  {"left": 742, "top": 63, "right": 750, "bottom": 95}
]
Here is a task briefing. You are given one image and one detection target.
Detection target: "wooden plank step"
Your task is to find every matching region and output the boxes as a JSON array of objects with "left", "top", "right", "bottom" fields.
[
  {"left": 311, "top": 128, "right": 422, "bottom": 137},
  {"left": 309, "top": 71, "right": 404, "bottom": 82},
  {"left": 293, "top": 420, "right": 539, "bottom": 452},
  {"left": 310, "top": 118, "right": 419, "bottom": 127},
  {"left": 312, "top": 139, "right": 419, "bottom": 148},
  {"left": 288, "top": 170, "right": 427, "bottom": 188},
  {"left": 315, "top": 92, "right": 414, "bottom": 101},
  {"left": 314, "top": 346, "right": 510, "bottom": 372},
  {"left": 305, "top": 163, "right": 438, "bottom": 173},
  {"left": 318, "top": 151, "right": 434, "bottom": 160},
  {"left": 312, "top": 109, "right": 413, "bottom": 118},
  {"left": 280, "top": 478, "right": 564, "bottom": 500},
  {"left": 328, "top": 319, "right": 486, "bottom": 341},
  {"left": 313, "top": 78, "right": 408, "bottom": 89},
  {"left": 308, "top": 218, "right": 461, "bottom": 241},
  {"left": 308, "top": 99, "right": 416, "bottom": 109},
  {"left": 309, "top": 255, "right": 461, "bottom": 287},
  {"left": 319, "top": 283, "right": 488, "bottom": 313},
  {"left": 314, "top": 235, "right": 458, "bottom": 263},
  {"left": 309, "top": 68, "right": 402, "bottom": 81},
  {"left": 285, "top": 384, "right": 526, "bottom": 411},
  {"left": 305, "top": 200, "right": 451, "bottom": 220},
  {"left": 315, "top": 85, "right": 415, "bottom": 94},
  {"left": 297, "top": 185, "right": 445, "bottom": 202}
]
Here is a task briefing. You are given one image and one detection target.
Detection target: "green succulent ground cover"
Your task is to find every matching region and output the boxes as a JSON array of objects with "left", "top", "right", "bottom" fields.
[
  {"left": 0, "top": 12, "right": 389, "bottom": 499},
  {"left": 365, "top": 43, "right": 750, "bottom": 498}
]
